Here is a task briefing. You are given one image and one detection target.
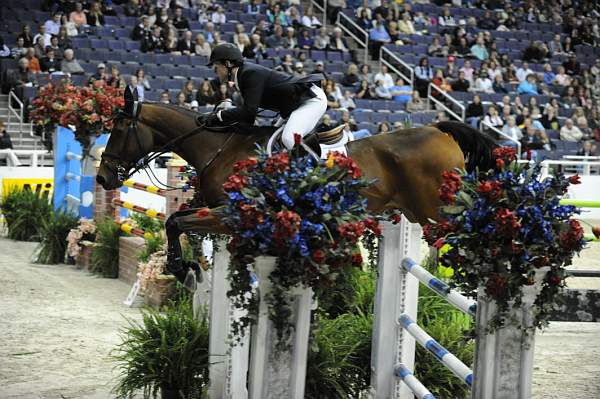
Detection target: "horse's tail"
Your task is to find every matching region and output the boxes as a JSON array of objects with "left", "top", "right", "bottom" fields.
[{"left": 433, "top": 120, "right": 498, "bottom": 173}]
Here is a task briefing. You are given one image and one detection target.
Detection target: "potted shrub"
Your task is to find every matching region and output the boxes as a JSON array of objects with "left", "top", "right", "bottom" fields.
[{"left": 34, "top": 210, "right": 79, "bottom": 264}]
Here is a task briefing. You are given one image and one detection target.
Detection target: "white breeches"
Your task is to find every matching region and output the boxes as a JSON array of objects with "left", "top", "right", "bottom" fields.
[{"left": 281, "top": 85, "right": 328, "bottom": 150}]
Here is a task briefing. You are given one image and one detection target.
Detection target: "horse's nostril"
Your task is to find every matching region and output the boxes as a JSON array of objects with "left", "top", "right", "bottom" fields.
[{"left": 96, "top": 175, "right": 106, "bottom": 185}]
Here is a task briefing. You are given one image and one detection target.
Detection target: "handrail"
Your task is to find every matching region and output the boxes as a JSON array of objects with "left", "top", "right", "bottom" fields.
[
  {"left": 517, "top": 159, "right": 600, "bottom": 176},
  {"left": 310, "top": 0, "right": 327, "bottom": 26},
  {"left": 427, "top": 83, "right": 465, "bottom": 122},
  {"left": 380, "top": 46, "right": 414, "bottom": 86},
  {"left": 7, "top": 90, "right": 23, "bottom": 145},
  {"left": 336, "top": 11, "right": 369, "bottom": 65},
  {"left": 480, "top": 120, "right": 522, "bottom": 158}
]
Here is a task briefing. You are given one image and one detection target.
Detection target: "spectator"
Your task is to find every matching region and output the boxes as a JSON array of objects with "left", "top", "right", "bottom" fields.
[
  {"left": 0, "top": 121, "right": 13, "bottom": 150},
  {"left": 266, "top": 25, "right": 285, "bottom": 49},
  {"left": 528, "top": 97, "right": 542, "bottom": 119},
  {"left": 316, "top": 114, "right": 335, "bottom": 133},
  {"left": 142, "top": 27, "right": 165, "bottom": 53},
  {"left": 159, "top": 90, "right": 171, "bottom": 104},
  {"left": 406, "top": 90, "right": 426, "bottom": 113},
  {"left": 390, "top": 78, "right": 412, "bottom": 105},
  {"left": 342, "top": 63, "right": 360, "bottom": 87},
  {"left": 18, "top": 25, "right": 34, "bottom": 48},
  {"left": 60, "top": 48, "right": 84, "bottom": 75},
  {"left": 180, "top": 80, "right": 194, "bottom": 104},
  {"left": 277, "top": 54, "right": 294, "bottom": 74},
  {"left": 132, "top": 16, "right": 152, "bottom": 41},
  {"left": 40, "top": 48, "right": 59, "bottom": 73},
  {"left": 24, "top": 48, "right": 41, "bottom": 73},
  {"left": 286, "top": 6, "right": 302, "bottom": 28},
  {"left": 554, "top": 65, "right": 572, "bottom": 88},
  {"left": 355, "top": 0, "right": 372, "bottom": 20},
  {"left": 196, "top": 80, "right": 216, "bottom": 106},
  {"left": 451, "top": 71, "right": 470, "bottom": 92},
  {"left": 282, "top": 27, "right": 298, "bottom": 49},
  {"left": 144, "top": 6, "right": 158, "bottom": 30},
  {"left": 266, "top": 4, "right": 286, "bottom": 27},
  {"left": 576, "top": 140, "right": 597, "bottom": 156},
  {"left": 414, "top": 57, "right": 433, "bottom": 98},
  {"left": 355, "top": 79, "right": 374, "bottom": 99},
  {"left": 56, "top": 26, "right": 72, "bottom": 50},
  {"left": 517, "top": 74, "right": 539, "bottom": 95},
  {"left": 124, "top": 0, "right": 143, "bottom": 18},
  {"left": 466, "top": 95, "right": 484, "bottom": 128},
  {"left": 45, "top": 35, "right": 62, "bottom": 60},
  {"left": 427, "top": 36, "right": 445, "bottom": 57},
  {"left": 432, "top": 69, "right": 452, "bottom": 94},
  {"left": 369, "top": 18, "right": 390, "bottom": 59},
  {"left": 175, "top": 91, "right": 190, "bottom": 108},
  {"left": 33, "top": 24, "right": 51, "bottom": 48},
  {"left": 164, "top": 28, "right": 179, "bottom": 53},
  {"left": 377, "top": 121, "right": 391, "bottom": 134},
  {"left": 438, "top": 6, "right": 456, "bottom": 27},
  {"left": 521, "top": 126, "right": 544, "bottom": 153},
  {"left": 478, "top": 10, "right": 498, "bottom": 30},
  {"left": 445, "top": 56, "right": 459, "bottom": 79},
  {"left": 178, "top": 30, "right": 194, "bottom": 55},
  {"left": 460, "top": 60, "right": 474, "bottom": 84},
  {"left": 314, "top": 27, "right": 330, "bottom": 50},
  {"left": 357, "top": 9, "right": 373, "bottom": 31},
  {"left": 577, "top": 117, "right": 594, "bottom": 140},
  {"left": 246, "top": 0, "right": 262, "bottom": 15},
  {"left": 536, "top": 129, "right": 555, "bottom": 151},
  {"left": 563, "top": 53, "right": 581, "bottom": 76},
  {"left": 194, "top": 34, "right": 211, "bottom": 57},
  {"left": 398, "top": 12, "right": 416, "bottom": 35},
  {"left": 330, "top": 27, "right": 350, "bottom": 53},
  {"left": 7, "top": 58, "right": 36, "bottom": 100},
  {"left": 339, "top": 90, "right": 356, "bottom": 111},
  {"left": 11, "top": 37, "right": 28, "bottom": 59},
  {"left": 327, "top": 0, "right": 347, "bottom": 25},
  {"left": 502, "top": 116, "right": 522, "bottom": 142},
  {"left": 434, "top": 111, "right": 449, "bottom": 123},
  {"left": 523, "top": 41, "right": 550, "bottom": 63},
  {"left": 542, "top": 63, "right": 556, "bottom": 86},
  {"left": 483, "top": 105, "right": 504, "bottom": 132},
  {"left": 387, "top": 22, "right": 401, "bottom": 44},
  {"left": 302, "top": 7, "right": 322, "bottom": 29},
  {"left": 563, "top": 36, "right": 575, "bottom": 54},
  {"left": 211, "top": 6, "right": 227, "bottom": 25},
  {"left": 86, "top": 2, "right": 105, "bottom": 27},
  {"left": 312, "top": 60, "right": 326, "bottom": 75},
  {"left": 69, "top": 2, "right": 87, "bottom": 29},
  {"left": 293, "top": 62, "right": 307, "bottom": 78},
  {"left": 298, "top": 29, "right": 314, "bottom": 50},
  {"left": 106, "top": 65, "right": 122, "bottom": 87},
  {"left": 548, "top": 34, "right": 564, "bottom": 55},
  {"left": 44, "top": 12, "right": 62, "bottom": 36},
  {"left": 136, "top": 68, "right": 150, "bottom": 91},
  {"left": 374, "top": 79, "right": 392, "bottom": 100},
  {"left": 540, "top": 105, "right": 560, "bottom": 130},
  {"left": 173, "top": 7, "right": 190, "bottom": 31},
  {"left": 474, "top": 70, "right": 494, "bottom": 93},
  {"left": 516, "top": 62, "right": 534, "bottom": 83},
  {"left": 452, "top": 36, "right": 470, "bottom": 57},
  {"left": 0, "top": 37, "right": 10, "bottom": 58},
  {"left": 470, "top": 37, "right": 489, "bottom": 61},
  {"left": 373, "top": 65, "right": 394, "bottom": 90},
  {"left": 560, "top": 118, "right": 583, "bottom": 141},
  {"left": 358, "top": 64, "right": 373, "bottom": 85}
]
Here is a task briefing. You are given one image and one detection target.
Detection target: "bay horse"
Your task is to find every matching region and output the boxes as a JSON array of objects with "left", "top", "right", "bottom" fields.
[{"left": 97, "top": 102, "right": 496, "bottom": 284}]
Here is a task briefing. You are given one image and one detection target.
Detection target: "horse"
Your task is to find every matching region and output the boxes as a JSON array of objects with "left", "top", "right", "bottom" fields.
[{"left": 97, "top": 101, "right": 497, "bottom": 285}]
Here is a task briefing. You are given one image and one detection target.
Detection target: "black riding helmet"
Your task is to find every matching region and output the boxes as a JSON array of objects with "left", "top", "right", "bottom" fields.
[{"left": 207, "top": 43, "right": 244, "bottom": 67}]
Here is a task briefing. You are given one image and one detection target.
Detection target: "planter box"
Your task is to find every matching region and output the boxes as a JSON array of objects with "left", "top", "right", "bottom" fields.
[
  {"left": 76, "top": 241, "right": 96, "bottom": 270},
  {"left": 145, "top": 275, "right": 177, "bottom": 308},
  {"left": 119, "top": 236, "right": 146, "bottom": 285}
]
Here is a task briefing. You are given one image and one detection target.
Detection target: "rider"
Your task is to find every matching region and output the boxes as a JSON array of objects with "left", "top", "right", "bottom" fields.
[{"left": 200, "top": 43, "right": 327, "bottom": 150}]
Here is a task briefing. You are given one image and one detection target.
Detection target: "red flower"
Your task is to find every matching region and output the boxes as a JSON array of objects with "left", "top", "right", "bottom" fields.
[
  {"left": 351, "top": 252, "right": 363, "bottom": 266},
  {"left": 533, "top": 256, "right": 549, "bottom": 268},
  {"left": 294, "top": 133, "right": 302, "bottom": 145},
  {"left": 559, "top": 219, "right": 584, "bottom": 250},
  {"left": 222, "top": 173, "right": 247, "bottom": 192},
  {"left": 548, "top": 275, "right": 562, "bottom": 286},
  {"left": 364, "top": 218, "right": 382, "bottom": 236},
  {"left": 441, "top": 170, "right": 461, "bottom": 182},
  {"left": 495, "top": 158, "right": 505, "bottom": 169},
  {"left": 495, "top": 208, "right": 521, "bottom": 237},
  {"left": 568, "top": 174, "right": 581, "bottom": 185},
  {"left": 439, "top": 170, "right": 462, "bottom": 204},
  {"left": 233, "top": 158, "right": 258, "bottom": 173},
  {"left": 196, "top": 208, "right": 210, "bottom": 218},
  {"left": 331, "top": 152, "right": 363, "bottom": 178},
  {"left": 311, "top": 250, "right": 325, "bottom": 264},
  {"left": 432, "top": 238, "right": 445, "bottom": 249},
  {"left": 593, "top": 226, "right": 600, "bottom": 239},
  {"left": 179, "top": 166, "right": 186, "bottom": 172},
  {"left": 492, "top": 146, "right": 517, "bottom": 162},
  {"left": 264, "top": 152, "right": 290, "bottom": 174},
  {"left": 485, "top": 273, "right": 506, "bottom": 298},
  {"left": 390, "top": 213, "right": 402, "bottom": 224},
  {"left": 477, "top": 180, "right": 503, "bottom": 200},
  {"left": 273, "top": 210, "right": 302, "bottom": 241},
  {"left": 338, "top": 222, "right": 366, "bottom": 243}
]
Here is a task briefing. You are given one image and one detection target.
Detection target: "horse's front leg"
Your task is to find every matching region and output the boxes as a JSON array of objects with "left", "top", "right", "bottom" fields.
[{"left": 165, "top": 208, "right": 229, "bottom": 291}]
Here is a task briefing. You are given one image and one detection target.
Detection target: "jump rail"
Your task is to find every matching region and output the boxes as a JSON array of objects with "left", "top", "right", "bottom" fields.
[
  {"left": 112, "top": 198, "right": 166, "bottom": 221},
  {"left": 122, "top": 179, "right": 167, "bottom": 197}
]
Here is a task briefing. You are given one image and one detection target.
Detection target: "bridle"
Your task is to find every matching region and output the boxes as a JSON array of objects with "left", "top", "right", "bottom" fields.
[{"left": 101, "top": 102, "right": 237, "bottom": 186}]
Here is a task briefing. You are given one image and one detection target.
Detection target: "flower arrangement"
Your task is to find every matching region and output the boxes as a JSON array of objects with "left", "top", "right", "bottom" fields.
[
  {"left": 29, "top": 79, "right": 124, "bottom": 153},
  {"left": 137, "top": 250, "right": 168, "bottom": 292},
  {"left": 66, "top": 218, "right": 97, "bottom": 258},
  {"left": 423, "top": 147, "right": 589, "bottom": 331},
  {"left": 222, "top": 146, "right": 380, "bottom": 342}
]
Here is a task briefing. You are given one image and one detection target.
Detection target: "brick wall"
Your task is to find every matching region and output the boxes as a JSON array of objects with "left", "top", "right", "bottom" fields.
[
  {"left": 119, "top": 236, "right": 146, "bottom": 285},
  {"left": 94, "top": 168, "right": 119, "bottom": 222}
]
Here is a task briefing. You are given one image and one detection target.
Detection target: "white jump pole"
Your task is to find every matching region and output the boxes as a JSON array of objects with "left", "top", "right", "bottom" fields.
[{"left": 370, "top": 217, "right": 422, "bottom": 398}]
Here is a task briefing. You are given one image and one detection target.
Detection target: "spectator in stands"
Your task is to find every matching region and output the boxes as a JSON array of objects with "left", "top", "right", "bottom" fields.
[
  {"left": 132, "top": 16, "right": 151, "bottom": 41},
  {"left": 142, "top": 26, "right": 165, "bottom": 53},
  {"left": 330, "top": 27, "right": 350, "bottom": 53},
  {"left": 451, "top": 71, "right": 470, "bottom": 92},
  {"left": 473, "top": 70, "right": 494, "bottom": 93},
  {"left": 162, "top": 28, "right": 178, "bottom": 53},
  {"left": 177, "top": 30, "right": 194, "bottom": 55},
  {"left": 342, "top": 63, "right": 360, "bottom": 87},
  {"left": 427, "top": 36, "right": 445, "bottom": 57},
  {"left": 61, "top": 14, "right": 78, "bottom": 37},
  {"left": 194, "top": 34, "right": 211, "bottom": 57},
  {"left": 196, "top": 80, "right": 216, "bottom": 107},
  {"left": 502, "top": 116, "right": 522, "bottom": 142},
  {"left": 459, "top": 60, "right": 474, "bottom": 84},
  {"left": 438, "top": 6, "right": 456, "bottom": 28},
  {"left": 24, "top": 48, "right": 41, "bottom": 73},
  {"left": 298, "top": 29, "right": 314, "bottom": 50},
  {"left": 86, "top": 2, "right": 105, "bottom": 27},
  {"left": 548, "top": 34, "right": 564, "bottom": 55},
  {"left": 577, "top": 117, "right": 594, "bottom": 141},
  {"left": 159, "top": 90, "right": 171, "bottom": 104},
  {"left": 540, "top": 105, "right": 560, "bottom": 130},
  {"left": 211, "top": 6, "right": 227, "bottom": 25},
  {"left": 374, "top": 79, "right": 392, "bottom": 100},
  {"left": 277, "top": 54, "right": 294, "bottom": 74},
  {"left": 444, "top": 56, "right": 458, "bottom": 79},
  {"left": 339, "top": 90, "right": 356, "bottom": 111},
  {"left": 355, "top": 79, "right": 374, "bottom": 99},
  {"left": 314, "top": 27, "right": 330, "bottom": 51},
  {"left": 7, "top": 58, "right": 36, "bottom": 99},
  {"left": 57, "top": 26, "right": 72, "bottom": 50},
  {"left": 246, "top": 0, "right": 262, "bottom": 15},
  {"left": 466, "top": 95, "right": 484, "bottom": 128},
  {"left": 106, "top": 65, "right": 121, "bottom": 87},
  {"left": 414, "top": 57, "right": 433, "bottom": 98},
  {"left": 312, "top": 60, "right": 326, "bottom": 76},
  {"left": 470, "top": 37, "right": 489, "bottom": 61},
  {"left": 18, "top": 25, "right": 34, "bottom": 48},
  {"left": 60, "top": 48, "right": 84, "bottom": 75},
  {"left": 33, "top": 24, "right": 52, "bottom": 48},
  {"left": 173, "top": 7, "right": 190, "bottom": 31},
  {"left": 302, "top": 7, "right": 321, "bottom": 29},
  {"left": 478, "top": 10, "right": 498, "bottom": 30},
  {"left": 483, "top": 105, "right": 504, "bottom": 132},
  {"left": 286, "top": 6, "right": 302, "bottom": 28},
  {"left": 45, "top": 12, "right": 62, "bottom": 36},
  {"left": 516, "top": 62, "right": 534, "bottom": 83},
  {"left": 316, "top": 114, "right": 335, "bottom": 133},
  {"left": 69, "top": 2, "right": 87, "bottom": 29},
  {"left": 374, "top": 65, "right": 394, "bottom": 90},
  {"left": 398, "top": 12, "right": 416, "bottom": 35},
  {"left": 432, "top": 68, "right": 452, "bottom": 95},
  {"left": 267, "top": 3, "right": 286, "bottom": 27},
  {"left": 11, "top": 37, "right": 27, "bottom": 60},
  {"left": 536, "top": 129, "right": 555, "bottom": 151},
  {"left": 144, "top": 5, "right": 158, "bottom": 29},
  {"left": 40, "top": 48, "right": 59, "bottom": 73},
  {"left": 521, "top": 126, "right": 543, "bottom": 154},
  {"left": 0, "top": 121, "right": 13, "bottom": 150},
  {"left": 46, "top": 36, "right": 62, "bottom": 59},
  {"left": 293, "top": 62, "right": 307, "bottom": 78},
  {"left": 560, "top": 118, "right": 583, "bottom": 142},
  {"left": 136, "top": 68, "right": 150, "bottom": 91},
  {"left": 282, "top": 27, "right": 298, "bottom": 49},
  {"left": 369, "top": 18, "right": 390, "bottom": 60},
  {"left": 124, "top": 0, "right": 142, "bottom": 17},
  {"left": 577, "top": 140, "right": 597, "bottom": 156},
  {"left": 491, "top": 75, "right": 507, "bottom": 94},
  {"left": 357, "top": 9, "right": 373, "bottom": 31},
  {"left": 175, "top": 91, "right": 190, "bottom": 108},
  {"left": 358, "top": 64, "right": 373, "bottom": 85},
  {"left": 377, "top": 121, "right": 391, "bottom": 134},
  {"left": 180, "top": 80, "right": 195, "bottom": 104},
  {"left": 406, "top": 90, "right": 426, "bottom": 113},
  {"left": 517, "top": 74, "right": 539, "bottom": 95},
  {"left": 0, "top": 36, "right": 10, "bottom": 58},
  {"left": 356, "top": 0, "right": 372, "bottom": 20},
  {"left": 266, "top": 25, "right": 284, "bottom": 49},
  {"left": 562, "top": 36, "right": 575, "bottom": 54}
]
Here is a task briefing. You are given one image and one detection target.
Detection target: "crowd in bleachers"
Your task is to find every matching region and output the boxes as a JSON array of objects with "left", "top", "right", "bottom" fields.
[{"left": 0, "top": 0, "right": 599, "bottom": 159}]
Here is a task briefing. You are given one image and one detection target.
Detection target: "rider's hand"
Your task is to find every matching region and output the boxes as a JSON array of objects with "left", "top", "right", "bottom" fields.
[{"left": 198, "top": 112, "right": 219, "bottom": 126}]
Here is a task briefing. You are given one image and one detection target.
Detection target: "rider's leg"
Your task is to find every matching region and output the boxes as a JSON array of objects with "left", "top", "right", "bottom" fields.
[{"left": 281, "top": 85, "right": 328, "bottom": 150}]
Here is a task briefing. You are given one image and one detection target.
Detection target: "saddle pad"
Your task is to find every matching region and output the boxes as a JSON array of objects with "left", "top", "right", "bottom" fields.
[{"left": 319, "top": 130, "right": 354, "bottom": 159}]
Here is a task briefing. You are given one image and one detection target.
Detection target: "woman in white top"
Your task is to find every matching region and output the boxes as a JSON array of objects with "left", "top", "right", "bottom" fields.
[
  {"left": 194, "top": 34, "right": 211, "bottom": 57},
  {"left": 474, "top": 71, "right": 494, "bottom": 93},
  {"left": 314, "top": 27, "right": 330, "bottom": 50},
  {"left": 483, "top": 106, "right": 504, "bottom": 130},
  {"left": 373, "top": 65, "right": 395, "bottom": 90},
  {"left": 502, "top": 116, "right": 522, "bottom": 141},
  {"left": 301, "top": 7, "right": 322, "bottom": 28},
  {"left": 438, "top": 7, "right": 456, "bottom": 27}
]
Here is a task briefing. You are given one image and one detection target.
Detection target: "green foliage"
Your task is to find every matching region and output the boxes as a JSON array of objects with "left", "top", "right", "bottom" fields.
[
  {"left": 0, "top": 188, "right": 52, "bottom": 241},
  {"left": 112, "top": 289, "right": 210, "bottom": 399},
  {"left": 137, "top": 234, "right": 165, "bottom": 263},
  {"left": 90, "top": 217, "right": 121, "bottom": 278},
  {"left": 317, "top": 266, "right": 376, "bottom": 318},
  {"left": 414, "top": 259, "right": 475, "bottom": 399},
  {"left": 34, "top": 210, "right": 79, "bottom": 264},
  {"left": 130, "top": 213, "right": 163, "bottom": 234}
]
